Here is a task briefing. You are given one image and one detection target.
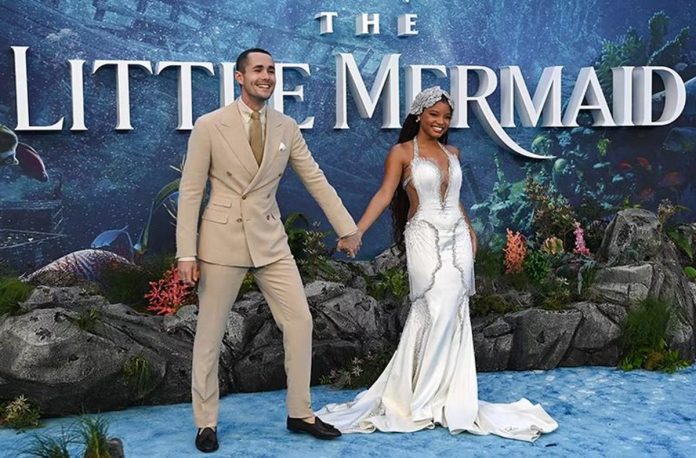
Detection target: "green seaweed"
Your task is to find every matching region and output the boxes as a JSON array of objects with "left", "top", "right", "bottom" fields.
[
  {"left": 237, "top": 272, "right": 257, "bottom": 300},
  {"left": 0, "top": 276, "right": 33, "bottom": 317},
  {"left": 648, "top": 11, "right": 669, "bottom": 54},
  {"left": 21, "top": 426, "right": 75, "bottom": 458},
  {"left": 79, "top": 416, "right": 111, "bottom": 458},
  {"left": 537, "top": 277, "right": 572, "bottom": 311},
  {"left": 471, "top": 155, "right": 534, "bottom": 237},
  {"left": 596, "top": 138, "right": 610, "bottom": 158},
  {"left": 667, "top": 227, "right": 694, "bottom": 262},
  {"left": 523, "top": 250, "right": 552, "bottom": 288},
  {"left": 284, "top": 212, "right": 311, "bottom": 256},
  {"left": 470, "top": 293, "right": 516, "bottom": 317},
  {"left": 100, "top": 254, "right": 174, "bottom": 309},
  {"left": 595, "top": 11, "right": 689, "bottom": 96},
  {"left": 684, "top": 266, "right": 696, "bottom": 282},
  {"left": 525, "top": 173, "right": 577, "bottom": 245},
  {"left": 0, "top": 395, "right": 41, "bottom": 430},
  {"left": 619, "top": 297, "right": 691, "bottom": 373},
  {"left": 369, "top": 267, "right": 409, "bottom": 301},
  {"left": 122, "top": 355, "right": 155, "bottom": 397},
  {"left": 475, "top": 245, "right": 505, "bottom": 280},
  {"left": 596, "top": 27, "right": 646, "bottom": 95},
  {"left": 648, "top": 27, "right": 690, "bottom": 67},
  {"left": 578, "top": 259, "right": 599, "bottom": 296},
  {"left": 74, "top": 308, "right": 101, "bottom": 333},
  {"left": 283, "top": 213, "right": 339, "bottom": 281},
  {"left": 136, "top": 178, "right": 180, "bottom": 255}
]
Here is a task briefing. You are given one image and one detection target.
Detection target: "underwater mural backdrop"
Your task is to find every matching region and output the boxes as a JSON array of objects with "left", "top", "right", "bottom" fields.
[{"left": 1, "top": 0, "right": 695, "bottom": 274}]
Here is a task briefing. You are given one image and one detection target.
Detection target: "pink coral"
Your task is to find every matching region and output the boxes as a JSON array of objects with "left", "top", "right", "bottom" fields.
[
  {"left": 572, "top": 221, "right": 591, "bottom": 257},
  {"left": 144, "top": 267, "right": 196, "bottom": 315},
  {"left": 504, "top": 229, "right": 527, "bottom": 274}
]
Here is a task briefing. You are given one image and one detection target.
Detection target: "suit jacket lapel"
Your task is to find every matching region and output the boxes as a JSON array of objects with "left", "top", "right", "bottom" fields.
[
  {"left": 216, "top": 101, "right": 259, "bottom": 180},
  {"left": 244, "top": 108, "right": 283, "bottom": 194}
]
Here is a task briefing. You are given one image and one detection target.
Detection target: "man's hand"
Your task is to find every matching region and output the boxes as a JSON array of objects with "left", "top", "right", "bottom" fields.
[
  {"left": 178, "top": 259, "right": 200, "bottom": 286},
  {"left": 337, "top": 232, "right": 362, "bottom": 258}
]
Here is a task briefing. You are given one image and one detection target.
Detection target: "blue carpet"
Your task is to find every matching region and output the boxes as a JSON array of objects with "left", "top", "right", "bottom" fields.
[{"left": 2, "top": 366, "right": 695, "bottom": 457}]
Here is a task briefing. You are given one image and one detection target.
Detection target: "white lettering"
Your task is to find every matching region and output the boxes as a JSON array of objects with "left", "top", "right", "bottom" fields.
[
  {"left": 315, "top": 11, "right": 338, "bottom": 34},
  {"left": 356, "top": 13, "right": 380, "bottom": 35},
  {"left": 155, "top": 61, "right": 215, "bottom": 130},
  {"left": 398, "top": 14, "right": 418, "bottom": 37},
  {"left": 270, "top": 63, "right": 314, "bottom": 129},
  {"left": 13, "top": 46, "right": 64, "bottom": 131},
  {"left": 92, "top": 60, "right": 153, "bottom": 130},
  {"left": 335, "top": 53, "right": 400, "bottom": 129}
]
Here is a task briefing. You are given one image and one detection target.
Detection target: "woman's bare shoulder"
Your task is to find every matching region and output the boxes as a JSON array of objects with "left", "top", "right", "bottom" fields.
[
  {"left": 444, "top": 144, "right": 460, "bottom": 157},
  {"left": 387, "top": 141, "right": 414, "bottom": 163}
]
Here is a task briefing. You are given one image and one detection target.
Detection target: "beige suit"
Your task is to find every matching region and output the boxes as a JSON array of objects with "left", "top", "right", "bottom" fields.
[{"left": 177, "top": 101, "right": 357, "bottom": 427}]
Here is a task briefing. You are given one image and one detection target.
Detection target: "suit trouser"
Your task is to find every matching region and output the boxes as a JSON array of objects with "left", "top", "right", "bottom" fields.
[{"left": 191, "top": 256, "right": 314, "bottom": 428}]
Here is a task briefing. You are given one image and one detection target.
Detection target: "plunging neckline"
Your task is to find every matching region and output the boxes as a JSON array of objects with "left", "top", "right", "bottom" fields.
[{"left": 403, "top": 137, "right": 453, "bottom": 207}]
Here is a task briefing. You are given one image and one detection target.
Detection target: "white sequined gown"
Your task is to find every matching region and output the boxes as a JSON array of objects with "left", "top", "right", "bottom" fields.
[{"left": 316, "top": 139, "right": 558, "bottom": 441}]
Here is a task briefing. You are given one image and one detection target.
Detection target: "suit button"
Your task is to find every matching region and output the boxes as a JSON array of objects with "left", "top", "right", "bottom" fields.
[
  {"left": 266, "top": 215, "right": 270, "bottom": 220},
  {"left": 226, "top": 171, "right": 232, "bottom": 176},
  {"left": 278, "top": 173, "right": 282, "bottom": 177},
  {"left": 266, "top": 194, "right": 270, "bottom": 198},
  {"left": 236, "top": 218, "right": 243, "bottom": 223},
  {"left": 241, "top": 195, "right": 247, "bottom": 200}
]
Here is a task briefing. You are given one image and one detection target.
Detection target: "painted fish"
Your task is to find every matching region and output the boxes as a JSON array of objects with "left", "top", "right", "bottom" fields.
[
  {"left": 617, "top": 161, "right": 632, "bottom": 172},
  {"left": 91, "top": 225, "right": 135, "bottom": 261},
  {"left": 638, "top": 188, "right": 655, "bottom": 202},
  {"left": 0, "top": 124, "right": 18, "bottom": 166},
  {"left": 636, "top": 157, "right": 652, "bottom": 170},
  {"left": 663, "top": 127, "right": 696, "bottom": 154},
  {"left": 16, "top": 142, "right": 48, "bottom": 181},
  {"left": 20, "top": 249, "right": 134, "bottom": 285},
  {"left": 658, "top": 171, "right": 686, "bottom": 188},
  {"left": 136, "top": 178, "right": 180, "bottom": 254}
]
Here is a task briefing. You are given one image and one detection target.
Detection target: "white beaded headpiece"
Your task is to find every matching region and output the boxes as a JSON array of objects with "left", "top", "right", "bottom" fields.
[{"left": 409, "top": 86, "right": 454, "bottom": 116}]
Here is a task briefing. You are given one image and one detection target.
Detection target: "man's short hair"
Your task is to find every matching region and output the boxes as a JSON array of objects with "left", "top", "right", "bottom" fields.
[{"left": 236, "top": 48, "right": 273, "bottom": 72}]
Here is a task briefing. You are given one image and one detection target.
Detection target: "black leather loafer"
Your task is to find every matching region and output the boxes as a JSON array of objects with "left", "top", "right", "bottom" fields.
[
  {"left": 315, "top": 416, "right": 341, "bottom": 435},
  {"left": 195, "top": 427, "right": 219, "bottom": 453},
  {"left": 287, "top": 416, "right": 342, "bottom": 440}
]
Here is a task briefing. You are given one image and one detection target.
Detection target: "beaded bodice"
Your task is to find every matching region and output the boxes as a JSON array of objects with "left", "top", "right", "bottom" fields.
[{"left": 403, "top": 137, "right": 462, "bottom": 215}]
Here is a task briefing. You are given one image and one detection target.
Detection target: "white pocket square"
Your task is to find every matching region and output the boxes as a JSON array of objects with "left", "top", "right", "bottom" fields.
[{"left": 279, "top": 142, "right": 287, "bottom": 152}]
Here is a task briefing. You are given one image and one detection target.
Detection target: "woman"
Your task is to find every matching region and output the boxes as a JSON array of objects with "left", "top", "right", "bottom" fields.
[{"left": 317, "top": 87, "right": 558, "bottom": 441}]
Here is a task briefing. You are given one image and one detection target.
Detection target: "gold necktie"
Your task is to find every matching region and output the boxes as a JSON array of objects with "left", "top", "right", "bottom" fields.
[{"left": 249, "top": 110, "right": 263, "bottom": 166}]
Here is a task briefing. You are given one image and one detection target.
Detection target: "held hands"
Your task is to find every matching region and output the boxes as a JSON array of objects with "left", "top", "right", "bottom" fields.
[
  {"left": 337, "top": 232, "right": 362, "bottom": 258},
  {"left": 178, "top": 260, "right": 200, "bottom": 286}
]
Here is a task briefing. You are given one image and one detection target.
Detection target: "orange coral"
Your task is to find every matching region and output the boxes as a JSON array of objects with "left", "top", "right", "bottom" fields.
[
  {"left": 504, "top": 229, "right": 527, "bottom": 274},
  {"left": 144, "top": 267, "right": 196, "bottom": 315}
]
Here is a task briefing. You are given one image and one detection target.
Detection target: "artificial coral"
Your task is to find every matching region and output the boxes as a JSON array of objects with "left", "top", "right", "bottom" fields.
[
  {"left": 504, "top": 229, "right": 527, "bottom": 274},
  {"left": 144, "top": 267, "right": 193, "bottom": 315},
  {"left": 573, "top": 221, "right": 591, "bottom": 257}
]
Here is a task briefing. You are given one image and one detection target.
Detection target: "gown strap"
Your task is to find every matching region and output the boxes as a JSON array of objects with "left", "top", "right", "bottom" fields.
[
  {"left": 402, "top": 138, "right": 419, "bottom": 190},
  {"left": 402, "top": 175, "right": 413, "bottom": 190},
  {"left": 437, "top": 141, "right": 452, "bottom": 157},
  {"left": 413, "top": 137, "right": 421, "bottom": 159}
]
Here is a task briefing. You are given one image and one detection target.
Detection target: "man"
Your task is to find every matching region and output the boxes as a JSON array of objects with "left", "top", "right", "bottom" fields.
[{"left": 176, "top": 48, "right": 361, "bottom": 452}]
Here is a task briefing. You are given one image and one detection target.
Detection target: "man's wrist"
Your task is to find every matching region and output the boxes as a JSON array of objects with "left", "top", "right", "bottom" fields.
[{"left": 337, "top": 230, "right": 358, "bottom": 241}]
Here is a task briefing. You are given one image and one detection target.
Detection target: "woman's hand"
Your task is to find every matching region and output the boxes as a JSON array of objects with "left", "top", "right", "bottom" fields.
[{"left": 338, "top": 232, "right": 362, "bottom": 258}]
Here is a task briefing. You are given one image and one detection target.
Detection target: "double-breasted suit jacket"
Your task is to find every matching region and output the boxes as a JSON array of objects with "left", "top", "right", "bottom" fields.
[{"left": 176, "top": 101, "right": 358, "bottom": 266}]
